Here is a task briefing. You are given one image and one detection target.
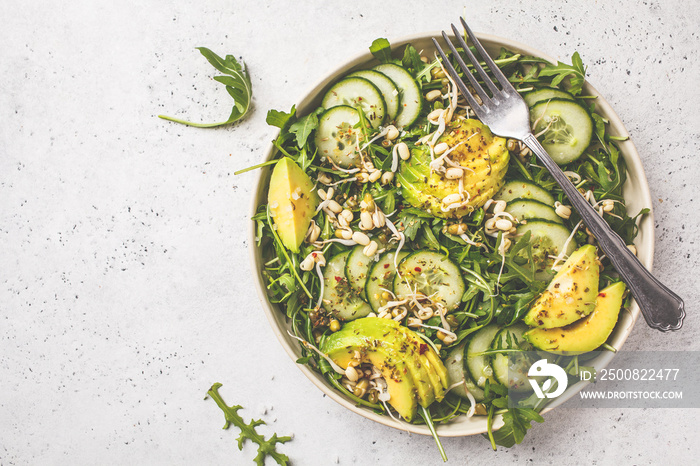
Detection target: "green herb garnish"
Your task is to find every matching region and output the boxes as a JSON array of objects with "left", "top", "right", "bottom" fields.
[
  {"left": 160, "top": 47, "right": 252, "bottom": 127},
  {"left": 539, "top": 51, "right": 587, "bottom": 95},
  {"left": 206, "top": 383, "right": 291, "bottom": 465}
]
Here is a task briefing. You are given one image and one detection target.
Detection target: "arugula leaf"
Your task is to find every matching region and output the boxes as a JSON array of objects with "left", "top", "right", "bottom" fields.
[
  {"left": 539, "top": 51, "right": 587, "bottom": 95},
  {"left": 398, "top": 211, "right": 429, "bottom": 241},
  {"left": 401, "top": 44, "right": 426, "bottom": 77},
  {"left": 369, "top": 38, "right": 393, "bottom": 63},
  {"left": 160, "top": 47, "right": 253, "bottom": 127},
  {"left": 206, "top": 383, "right": 291, "bottom": 465},
  {"left": 266, "top": 106, "right": 296, "bottom": 131},
  {"left": 289, "top": 107, "right": 324, "bottom": 148},
  {"left": 490, "top": 408, "right": 544, "bottom": 448}
]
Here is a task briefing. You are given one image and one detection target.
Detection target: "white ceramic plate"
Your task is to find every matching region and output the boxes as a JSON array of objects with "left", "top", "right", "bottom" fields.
[{"left": 249, "top": 32, "right": 654, "bottom": 437}]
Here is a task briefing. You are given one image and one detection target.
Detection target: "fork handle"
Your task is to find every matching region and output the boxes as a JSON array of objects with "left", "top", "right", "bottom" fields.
[{"left": 523, "top": 134, "right": 685, "bottom": 332}]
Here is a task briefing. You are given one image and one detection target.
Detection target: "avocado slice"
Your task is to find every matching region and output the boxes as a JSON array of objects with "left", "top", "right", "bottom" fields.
[
  {"left": 323, "top": 333, "right": 418, "bottom": 420},
  {"left": 391, "top": 323, "right": 449, "bottom": 400},
  {"left": 523, "top": 245, "right": 599, "bottom": 328},
  {"left": 321, "top": 317, "right": 447, "bottom": 420},
  {"left": 525, "top": 281, "right": 626, "bottom": 354},
  {"left": 267, "top": 158, "right": 319, "bottom": 253},
  {"left": 367, "top": 318, "right": 447, "bottom": 403},
  {"left": 337, "top": 318, "right": 436, "bottom": 408},
  {"left": 396, "top": 118, "right": 509, "bottom": 219}
]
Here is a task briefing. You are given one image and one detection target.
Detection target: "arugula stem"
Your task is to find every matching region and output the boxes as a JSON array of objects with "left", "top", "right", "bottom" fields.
[
  {"left": 420, "top": 406, "right": 448, "bottom": 462},
  {"left": 486, "top": 405, "right": 497, "bottom": 451},
  {"left": 512, "top": 155, "right": 534, "bottom": 181},
  {"left": 158, "top": 115, "right": 234, "bottom": 128},
  {"left": 602, "top": 343, "right": 618, "bottom": 353},
  {"left": 273, "top": 140, "right": 295, "bottom": 159},
  {"left": 265, "top": 206, "right": 313, "bottom": 299},
  {"left": 234, "top": 159, "right": 278, "bottom": 175}
]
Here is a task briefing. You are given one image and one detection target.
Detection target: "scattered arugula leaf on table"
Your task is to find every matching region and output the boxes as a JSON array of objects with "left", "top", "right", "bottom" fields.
[
  {"left": 206, "top": 383, "right": 291, "bottom": 465},
  {"left": 159, "top": 47, "right": 252, "bottom": 128}
]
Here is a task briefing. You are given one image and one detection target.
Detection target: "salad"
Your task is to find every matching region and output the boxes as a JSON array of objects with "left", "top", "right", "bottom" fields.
[{"left": 251, "top": 37, "right": 646, "bottom": 453}]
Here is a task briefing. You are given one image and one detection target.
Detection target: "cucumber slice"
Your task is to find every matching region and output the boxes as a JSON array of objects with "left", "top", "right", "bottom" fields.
[
  {"left": 506, "top": 198, "right": 563, "bottom": 224},
  {"left": 445, "top": 342, "right": 485, "bottom": 401},
  {"left": 314, "top": 106, "right": 363, "bottom": 168},
  {"left": 365, "top": 250, "right": 409, "bottom": 312},
  {"left": 491, "top": 324, "right": 536, "bottom": 393},
  {"left": 530, "top": 98, "right": 593, "bottom": 165},
  {"left": 321, "top": 77, "right": 386, "bottom": 128},
  {"left": 523, "top": 88, "right": 574, "bottom": 107},
  {"left": 344, "top": 245, "right": 374, "bottom": 301},
  {"left": 373, "top": 64, "right": 422, "bottom": 128},
  {"left": 393, "top": 251, "right": 465, "bottom": 311},
  {"left": 495, "top": 180, "right": 555, "bottom": 205},
  {"left": 517, "top": 220, "right": 577, "bottom": 281},
  {"left": 322, "top": 251, "right": 372, "bottom": 321},
  {"left": 466, "top": 324, "right": 501, "bottom": 388},
  {"left": 348, "top": 70, "right": 400, "bottom": 121}
]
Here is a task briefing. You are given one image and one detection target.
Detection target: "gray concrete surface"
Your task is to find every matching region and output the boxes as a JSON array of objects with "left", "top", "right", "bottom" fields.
[{"left": 2, "top": 0, "right": 698, "bottom": 464}]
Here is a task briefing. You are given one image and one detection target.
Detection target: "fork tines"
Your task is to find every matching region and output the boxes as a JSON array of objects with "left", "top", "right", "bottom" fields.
[{"left": 432, "top": 17, "right": 518, "bottom": 111}]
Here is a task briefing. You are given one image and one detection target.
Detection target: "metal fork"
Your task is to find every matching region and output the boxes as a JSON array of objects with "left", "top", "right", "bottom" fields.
[{"left": 433, "top": 18, "right": 684, "bottom": 332}]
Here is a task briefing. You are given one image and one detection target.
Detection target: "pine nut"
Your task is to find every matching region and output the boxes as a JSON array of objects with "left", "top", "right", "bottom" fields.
[
  {"left": 313, "top": 252, "right": 326, "bottom": 267},
  {"left": 493, "top": 200, "right": 507, "bottom": 214},
  {"left": 352, "top": 231, "right": 370, "bottom": 246},
  {"left": 385, "top": 125, "right": 399, "bottom": 141},
  {"left": 345, "top": 366, "right": 359, "bottom": 382},
  {"left": 426, "top": 89, "right": 442, "bottom": 102},
  {"left": 362, "top": 193, "right": 375, "bottom": 211},
  {"left": 431, "top": 68, "right": 446, "bottom": 79},
  {"left": 363, "top": 240, "right": 378, "bottom": 257},
  {"left": 434, "top": 142, "right": 449, "bottom": 155},
  {"left": 427, "top": 109, "right": 444, "bottom": 122},
  {"left": 555, "top": 204, "right": 572, "bottom": 219},
  {"left": 360, "top": 211, "right": 374, "bottom": 230},
  {"left": 407, "top": 317, "right": 422, "bottom": 328},
  {"left": 442, "top": 193, "right": 462, "bottom": 205},
  {"left": 327, "top": 200, "right": 343, "bottom": 214},
  {"left": 381, "top": 171, "right": 394, "bottom": 185},
  {"left": 445, "top": 167, "right": 464, "bottom": 179},
  {"left": 396, "top": 142, "right": 410, "bottom": 160},
  {"left": 447, "top": 223, "right": 467, "bottom": 235},
  {"left": 317, "top": 172, "right": 332, "bottom": 185},
  {"left": 372, "top": 210, "right": 385, "bottom": 228},
  {"left": 368, "top": 170, "right": 382, "bottom": 183},
  {"left": 300, "top": 255, "right": 315, "bottom": 271},
  {"left": 340, "top": 209, "right": 353, "bottom": 223},
  {"left": 306, "top": 221, "right": 321, "bottom": 243}
]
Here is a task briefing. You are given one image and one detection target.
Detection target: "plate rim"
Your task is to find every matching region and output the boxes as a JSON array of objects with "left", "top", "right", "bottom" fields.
[{"left": 247, "top": 30, "right": 655, "bottom": 437}]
